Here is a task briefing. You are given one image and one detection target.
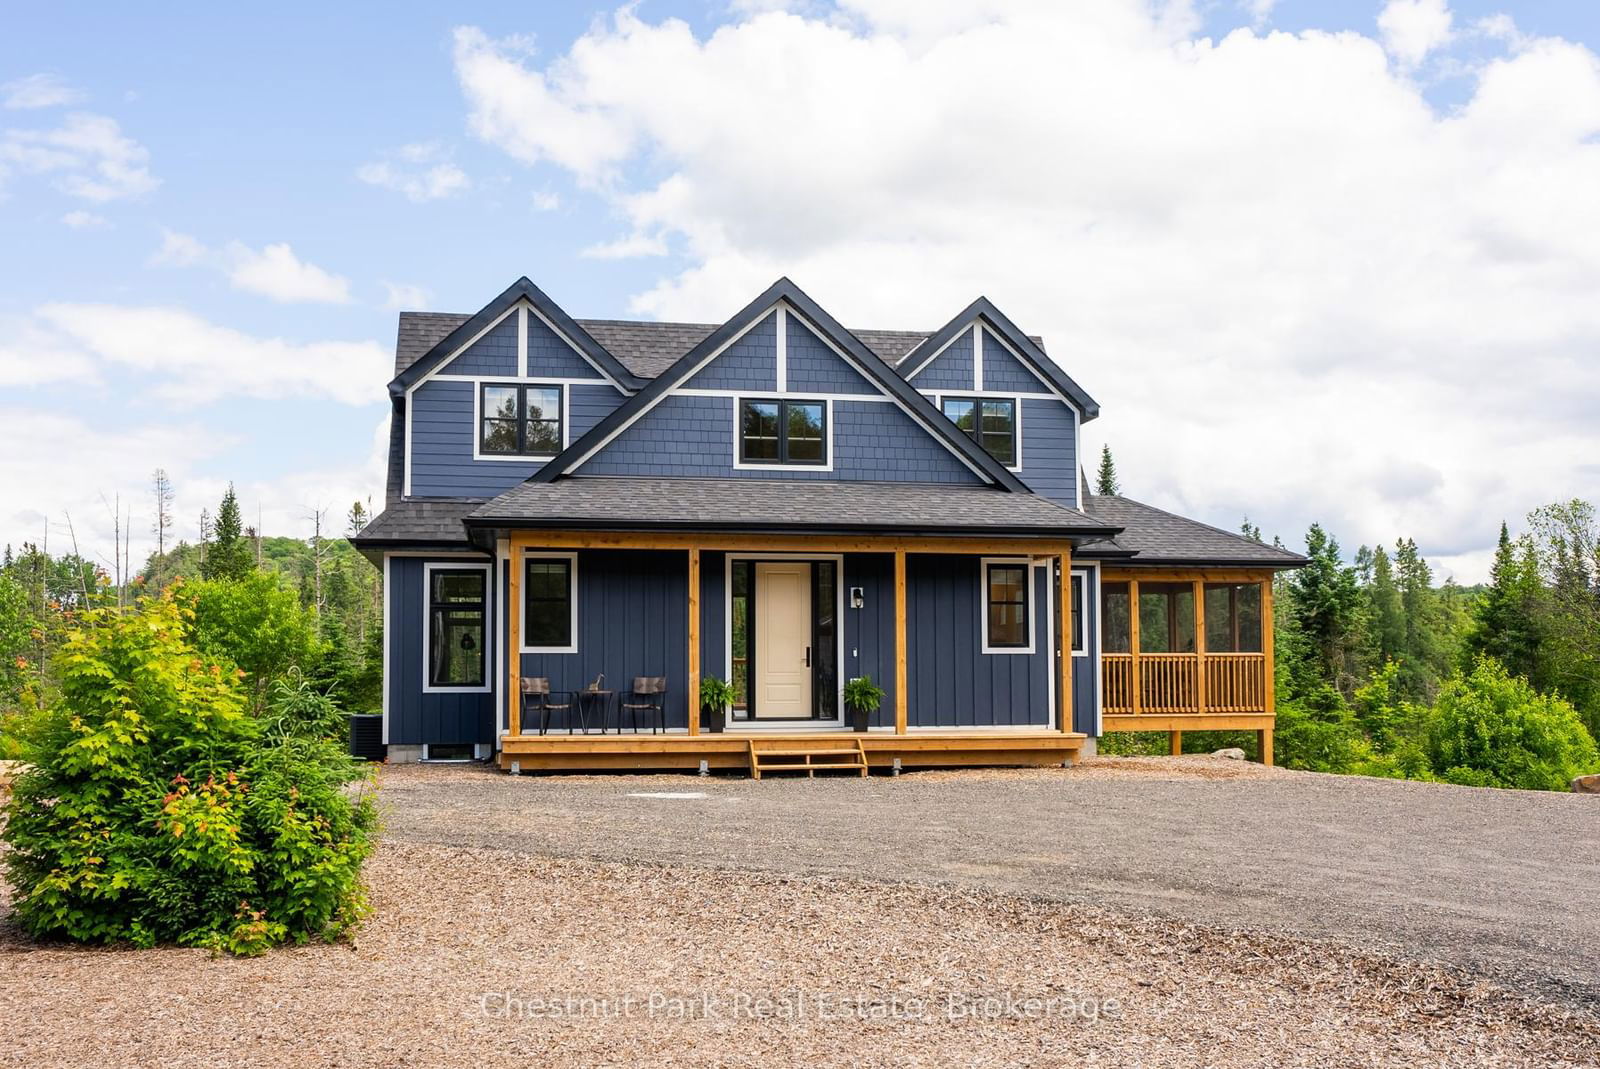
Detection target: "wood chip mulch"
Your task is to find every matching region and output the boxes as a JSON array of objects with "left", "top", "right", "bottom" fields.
[{"left": 3, "top": 837, "right": 1597, "bottom": 1068}]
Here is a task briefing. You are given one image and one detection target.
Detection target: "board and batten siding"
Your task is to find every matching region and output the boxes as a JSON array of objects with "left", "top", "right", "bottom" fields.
[
  {"left": 1070, "top": 566, "right": 1100, "bottom": 735},
  {"left": 385, "top": 555, "right": 497, "bottom": 746},
  {"left": 517, "top": 549, "right": 690, "bottom": 730}
]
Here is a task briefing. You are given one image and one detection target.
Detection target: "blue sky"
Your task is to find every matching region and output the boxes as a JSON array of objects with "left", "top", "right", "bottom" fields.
[{"left": 4, "top": 1, "right": 1598, "bottom": 581}]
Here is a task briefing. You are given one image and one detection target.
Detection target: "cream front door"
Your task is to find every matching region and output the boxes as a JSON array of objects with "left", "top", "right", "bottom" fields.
[{"left": 754, "top": 562, "right": 813, "bottom": 718}]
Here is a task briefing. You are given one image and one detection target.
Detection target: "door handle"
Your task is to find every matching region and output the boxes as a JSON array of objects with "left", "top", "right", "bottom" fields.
[{"left": 805, "top": 646, "right": 811, "bottom": 668}]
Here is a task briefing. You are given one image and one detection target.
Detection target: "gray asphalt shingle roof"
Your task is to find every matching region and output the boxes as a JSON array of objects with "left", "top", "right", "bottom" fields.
[
  {"left": 351, "top": 498, "right": 482, "bottom": 546},
  {"left": 393, "top": 312, "right": 1035, "bottom": 381},
  {"left": 469, "top": 477, "right": 1112, "bottom": 535},
  {"left": 1082, "top": 495, "right": 1305, "bottom": 566}
]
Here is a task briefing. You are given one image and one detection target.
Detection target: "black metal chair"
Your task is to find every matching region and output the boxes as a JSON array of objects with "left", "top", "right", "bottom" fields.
[
  {"left": 620, "top": 676, "right": 667, "bottom": 735},
  {"left": 522, "top": 677, "right": 579, "bottom": 735}
]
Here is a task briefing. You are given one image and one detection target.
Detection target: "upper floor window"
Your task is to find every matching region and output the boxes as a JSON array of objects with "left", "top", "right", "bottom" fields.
[
  {"left": 739, "top": 399, "right": 826, "bottom": 465},
  {"left": 481, "top": 383, "right": 562, "bottom": 457},
  {"left": 942, "top": 396, "right": 1016, "bottom": 466}
]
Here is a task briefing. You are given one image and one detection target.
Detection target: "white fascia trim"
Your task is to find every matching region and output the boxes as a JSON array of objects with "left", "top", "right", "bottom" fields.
[
  {"left": 421, "top": 561, "right": 493, "bottom": 694},
  {"left": 775, "top": 305, "right": 787, "bottom": 393},
  {"left": 979, "top": 556, "right": 1036, "bottom": 655},
  {"left": 973, "top": 323, "right": 983, "bottom": 392},
  {"left": 730, "top": 396, "right": 835, "bottom": 473},
  {"left": 900, "top": 328, "right": 966, "bottom": 381},
  {"left": 677, "top": 388, "right": 891, "bottom": 403},
  {"left": 517, "top": 549, "right": 579, "bottom": 654},
  {"left": 381, "top": 554, "right": 392, "bottom": 744},
  {"left": 517, "top": 304, "right": 528, "bottom": 377}
]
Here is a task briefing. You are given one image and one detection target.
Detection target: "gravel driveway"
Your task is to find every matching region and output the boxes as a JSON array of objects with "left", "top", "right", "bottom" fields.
[{"left": 381, "top": 757, "right": 1600, "bottom": 1006}]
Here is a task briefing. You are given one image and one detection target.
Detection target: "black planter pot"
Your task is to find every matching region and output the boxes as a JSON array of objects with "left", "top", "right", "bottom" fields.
[
  {"left": 849, "top": 707, "right": 871, "bottom": 733},
  {"left": 702, "top": 707, "right": 725, "bottom": 733}
]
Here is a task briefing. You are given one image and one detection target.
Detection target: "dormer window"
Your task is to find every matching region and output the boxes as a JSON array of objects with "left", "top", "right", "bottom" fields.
[
  {"left": 942, "top": 396, "right": 1016, "bottom": 466},
  {"left": 480, "top": 384, "right": 563, "bottom": 457},
  {"left": 738, "top": 399, "right": 827, "bottom": 466}
]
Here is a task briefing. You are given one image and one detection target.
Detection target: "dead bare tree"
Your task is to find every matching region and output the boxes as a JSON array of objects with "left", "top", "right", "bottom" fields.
[
  {"left": 307, "top": 506, "right": 331, "bottom": 613},
  {"left": 151, "top": 468, "right": 174, "bottom": 556}
]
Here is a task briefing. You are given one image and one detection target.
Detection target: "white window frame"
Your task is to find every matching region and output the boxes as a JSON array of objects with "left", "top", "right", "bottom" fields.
[
  {"left": 472, "top": 380, "right": 568, "bottom": 463},
  {"left": 421, "top": 562, "right": 493, "bottom": 694},
  {"left": 731, "top": 395, "right": 835, "bottom": 473},
  {"left": 519, "top": 550, "right": 579, "bottom": 654},
  {"left": 980, "top": 556, "right": 1035, "bottom": 655}
]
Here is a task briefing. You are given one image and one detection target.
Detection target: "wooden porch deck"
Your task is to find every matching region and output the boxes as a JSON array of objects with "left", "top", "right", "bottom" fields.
[{"left": 498, "top": 730, "right": 1087, "bottom": 773}]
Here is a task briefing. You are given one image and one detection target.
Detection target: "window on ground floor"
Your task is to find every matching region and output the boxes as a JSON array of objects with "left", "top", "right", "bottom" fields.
[
  {"left": 1071, "top": 573, "right": 1085, "bottom": 653},
  {"left": 1102, "top": 581, "right": 1130, "bottom": 653},
  {"left": 1138, "top": 582, "right": 1195, "bottom": 654},
  {"left": 983, "top": 559, "right": 1031, "bottom": 651},
  {"left": 522, "top": 555, "right": 576, "bottom": 651},
  {"left": 427, "top": 567, "right": 486, "bottom": 688},
  {"left": 1205, "top": 582, "right": 1263, "bottom": 653}
]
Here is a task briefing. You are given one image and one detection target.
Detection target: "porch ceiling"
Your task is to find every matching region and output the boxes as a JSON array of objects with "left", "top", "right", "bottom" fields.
[{"left": 467, "top": 476, "right": 1119, "bottom": 538}]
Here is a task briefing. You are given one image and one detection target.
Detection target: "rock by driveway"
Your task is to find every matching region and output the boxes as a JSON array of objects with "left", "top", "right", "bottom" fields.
[{"left": 379, "top": 757, "right": 1600, "bottom": 1007}]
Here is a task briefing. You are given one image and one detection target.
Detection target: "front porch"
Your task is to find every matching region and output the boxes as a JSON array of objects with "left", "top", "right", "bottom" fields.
[
  {"left": 1096, "top": 568, "right": 1278, "bottom": 763},
  {"left": 497, "top": 529, "right": 1090, "bottom": 773}
]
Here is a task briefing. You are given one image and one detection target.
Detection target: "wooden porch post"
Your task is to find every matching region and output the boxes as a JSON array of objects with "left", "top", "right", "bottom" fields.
[
  {"left": 1128, "top": 578, "right": 1142, "bottom": 716},
  {"left": 508, "top": 543, "right": 521, "bottom": 737},
  {"left": 1261, "top": 575, "right": 1275, "bottom": 765},
  {"left": 1193, "top": 579, "right": 1207, "bottom": 716},
  {"left": 1170, "top": 730, "right": 1183, "bottom": 756},
  {"left": 687, "top": 548, "right": 700, "bottom": 737},
  {"left": 894, "top": 548, "right": 908, "bottom": 735},
  {"left": 1058, "top": 547, "right": 1072, "bottom": 733}
]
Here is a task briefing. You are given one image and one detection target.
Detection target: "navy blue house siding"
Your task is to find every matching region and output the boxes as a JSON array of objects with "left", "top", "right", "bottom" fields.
[
  {"left": 1019, "top": 397, "right": 1078, "bottom": 508},
  {"left": 787, "top": 317, "right": 878, "bottom": 395},
  {"left": 386, "top": 556, "right": 497, "bottom": 746},
  {"left": 906, "top": 555, "right": 1054, "bottom": 728},
  {"left": 842, "top": 553, "right": 899, "bottom": 727},
  {"left": 684, "top": 312, "right": 777, "bottom": 391},
  {"left": 908, "top": 331, "right": 973, "bottom": 390},
  {"left": 980, "top": 328, "right": 1045, "bottom": 392},
  {"left": 518, "top": 549, "right": 690, "bottom": 730},
  {"left": 442, "top": 316, "right": 517, "bottom": 376},
  {"left": 1070, "top": 567, "right": 1100, "bottom": 735}
]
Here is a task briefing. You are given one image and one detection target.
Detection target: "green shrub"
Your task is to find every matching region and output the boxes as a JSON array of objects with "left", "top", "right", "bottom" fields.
[
  {"left": 1275, "top": 684, "right": 1368, "bottom": 774},
  {"left": 1426, "top": 657, "right": 1599, "bottom": 791},
  {"left": 2, "top": 592, "right": 375, "bottom": 954},
  {"left": 183, "top": 573, "right": 321, "bottom": 706}
]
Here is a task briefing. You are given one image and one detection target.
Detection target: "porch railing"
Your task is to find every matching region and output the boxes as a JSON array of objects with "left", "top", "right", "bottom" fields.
[{"left": 1102, "top": 652, "right": 1268, "bottom": 716}]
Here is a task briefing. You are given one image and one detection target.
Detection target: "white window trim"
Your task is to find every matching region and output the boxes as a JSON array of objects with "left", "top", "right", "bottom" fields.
[
  {"left": 931, "top": 392, "right": 1024, "bottom": 473},
  {"left": 471, "top": 381, "right": 569, "bottom": 463},
  {"left": 519, "top": 549, "right": 579, "bottom": 654},
  {"left": 980, "top": 556, "right": 1036, "bottom": 655},
  {"left": 421, "top": 562, "right": 493, "bottom": 694},
  {"left": 731, "top": 395, "right": 834, "bottom": 473}
]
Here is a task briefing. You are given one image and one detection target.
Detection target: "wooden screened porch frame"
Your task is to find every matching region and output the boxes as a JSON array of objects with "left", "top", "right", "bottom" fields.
[
  {"left": 500, "top": 530, "right": 1084, "bottom": 772},
  {"left": 1097, "top": 567, "right": 1277, "bottom": 765}
]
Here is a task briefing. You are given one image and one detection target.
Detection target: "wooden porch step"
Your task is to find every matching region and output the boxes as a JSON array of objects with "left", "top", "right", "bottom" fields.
[{"left": 747, "top": 738, "right": 869, "bottom": 779}]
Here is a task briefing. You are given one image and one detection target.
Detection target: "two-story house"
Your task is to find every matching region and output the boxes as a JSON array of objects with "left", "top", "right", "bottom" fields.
[{"left": 351, "top": 277, "right": 1303, "bottom": 774}]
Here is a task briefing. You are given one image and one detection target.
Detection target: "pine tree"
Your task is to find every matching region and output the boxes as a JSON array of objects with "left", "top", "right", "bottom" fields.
[
  {"left": 1241, "top": 518, "right": 1263, "bottom": 543},
  {"left": 347, "top": 500, "right": 369, "bottom": 536},
  {"left": 1094, "top": 445, "right": 1120, "bottom": 496},
  {"left": 1368, "top": 544, "right": 1404, "bottom": 666},
  {"left": 1466, "top": 522, "right": 1543, "bottom": 682},
  {"left": 1285, "top": 523, "right": 1363, "bottom": 697},
  {"left": 201, "top": 484, "right": 253, "bottom": 581}
]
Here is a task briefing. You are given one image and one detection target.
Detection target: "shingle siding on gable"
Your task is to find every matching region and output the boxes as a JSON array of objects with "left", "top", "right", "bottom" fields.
[
  {"left": 578, "top": 394, "right": 982, "bottom": 483},
  {"left": 787, "top": 317, "right": 879, "bottom": 395},
  {"left": 527, "top": 313, "right": 611, "bottom": 380},
  {"left": 441, "top": 316, "right": 517, "bottom": 376},
  {"left": 981, "top": 328, "right": 1046, "bottom": 393},
  {"left": 408, "top": 378, "right": 625, "bottom": 498},
  {"left": 683, "top": 311, "right": 777, "bottom": 391},
  {"left": 909, "top": 331, "right": 973, "bottom": 390},
  {"left": 1019, "top": 397, "right": 1078, "bottom": 508}
]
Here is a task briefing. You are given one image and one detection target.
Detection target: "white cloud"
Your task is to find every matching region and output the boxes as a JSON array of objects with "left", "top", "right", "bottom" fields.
[
  {"left": 60, "top": 209, "right": 107, "bottom": 229},
  {"left": 225, "top": 241, "right": 353, "bottom": 304},
  {"left": 149, "top": 228, "right": 208, "bottom": 266},
  {"left": 581, "top": 232, "right": 668, "bottom": 259},
  {"left": 0, "top": 112, "right": 157, "bottom": 200},
  {"left": 33, "top": 303, "right": 387, "bottom": 406},
  {"left": 0, "top": 410, "right": 389, "bottom": 584},
  {"left": 1241, "top": 0, "right": 1276, "bottom": 27},
  {"left": 531, "top": 189, "right": 561, "bottom": 211},
  {"left": 0, "top": 315, "right": 100, "bottom": 387},
  {"left": 3, "top": 73, "right": 86, "bottom": 110},
  {"left": 357, "top": 142, "right": 471, "bottom": 202},
  {"left": 1378, "top": 0, "right": 1454, "bottom": 67},
  {"left": 453, "top": 3, "right": 1600, "bottom": 581},
  {"left": 383, "top": 281, "right": 432, "bottom": 310}
]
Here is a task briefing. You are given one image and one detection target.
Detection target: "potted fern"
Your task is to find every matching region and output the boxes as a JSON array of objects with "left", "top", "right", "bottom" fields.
[
  {"left": 843, "top": 675, "right": 885, "bottom": 733},
  {"left": 699, "top": 676, "right": 736, "bottom": 734}
]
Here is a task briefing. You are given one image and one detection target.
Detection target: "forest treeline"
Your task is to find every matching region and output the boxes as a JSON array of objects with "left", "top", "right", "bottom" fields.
[
  {"left": 1, "top": 476, "right": 383, "bottom": 758},
  {"left": 3, "top": 466, "right": 1598, "bottom": 790}
]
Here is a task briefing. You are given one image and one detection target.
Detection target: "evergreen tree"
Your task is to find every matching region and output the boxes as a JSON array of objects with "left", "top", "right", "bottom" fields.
[
  {"left": 346, "top": 501, "right": 369, "bottom": 537},
  {"left": 1284, "top": 523, "right": 1363, "bottom": 697},
  {"left": 1466, "top": 522, "right": 1543, "bottom": 681},
  {"left": 1241, "top": 518, "right": 1263, "bottom": 543},
  {"left": 1393, "top": 537, "right": 1446, "bottom": 698},
  {"left": 201, "top": 484, "right": 254, "bottom": 581},
  {"left": 1094, "top": 445, "right": 1120, "bottom": 496},
  {"left": 1368, "top": 545, "right": 1404, "bottom": 666}
]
